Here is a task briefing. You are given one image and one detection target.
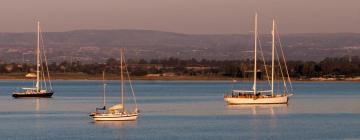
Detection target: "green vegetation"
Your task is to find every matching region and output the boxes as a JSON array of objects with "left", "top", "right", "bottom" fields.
[{"left": 0, "top": 56, "right": 359, "bottom": 80}]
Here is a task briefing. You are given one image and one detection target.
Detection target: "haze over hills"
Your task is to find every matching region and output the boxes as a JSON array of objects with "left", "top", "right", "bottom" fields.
[{"left": 0, "top": 29, "right": 359, "bottom": 63}]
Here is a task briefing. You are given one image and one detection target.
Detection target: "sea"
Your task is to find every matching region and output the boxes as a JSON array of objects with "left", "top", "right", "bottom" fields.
[{"left": 0, "top": 80, "right": 359, "bottom": 140}]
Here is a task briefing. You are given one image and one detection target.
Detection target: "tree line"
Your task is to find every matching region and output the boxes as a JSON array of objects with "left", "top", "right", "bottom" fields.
[{"left": 0, "top": 56, "right": 359, "bottom": 78}]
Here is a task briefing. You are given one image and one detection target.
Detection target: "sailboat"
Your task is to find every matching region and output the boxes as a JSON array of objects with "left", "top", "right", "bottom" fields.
[
  {"left": 224, "top": 14, "right": 293, "bottom": 104},
  {"left": 12, "top": 21, "right": 54, "bottom": 98},
  {"left": 90, "top": 48, "right": 139, "bottom": 121}
]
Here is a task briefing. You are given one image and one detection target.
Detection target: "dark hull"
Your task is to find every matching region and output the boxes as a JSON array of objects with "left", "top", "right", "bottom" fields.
[{"left": 12, "top": 92, "right": 54, "bottom": 98}]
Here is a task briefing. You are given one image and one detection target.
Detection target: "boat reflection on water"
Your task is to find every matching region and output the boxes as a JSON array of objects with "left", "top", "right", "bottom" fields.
[
  {"left": 9, "top": 97, "right": 53, "bottom": 112},
  {"left": 226, "top": 104, "right": 289, "bottom": 116},
  {"left": 91, "top": 120, "right": 137, "bottom": 128},
  {"left": 226, "top": 104, "right": 289, "bottom": 138},
  {"left": 35, "top": 98, "right": 40, "bottom": 112}
]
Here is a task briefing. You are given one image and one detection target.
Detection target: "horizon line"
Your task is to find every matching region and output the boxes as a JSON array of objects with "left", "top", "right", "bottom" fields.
[{"left": 1, "top": 28, "right": 360, "bottom": 35}]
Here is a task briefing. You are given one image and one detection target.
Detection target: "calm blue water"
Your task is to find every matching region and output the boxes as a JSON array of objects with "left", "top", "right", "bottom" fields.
[{"left": 0, "top": 80, "right": 359, "bottom": 140}]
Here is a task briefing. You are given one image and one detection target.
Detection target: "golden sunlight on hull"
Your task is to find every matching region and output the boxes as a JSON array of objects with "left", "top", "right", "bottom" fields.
[
  {"left": 91, "top": 113, "right": 138, "bottom": 121},
  {"left": 224, "top": 95, "right": 290, "bottom": 105}
]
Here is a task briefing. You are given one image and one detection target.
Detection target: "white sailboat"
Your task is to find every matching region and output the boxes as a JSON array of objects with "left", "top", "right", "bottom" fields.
[
  {"left": 224, "top": 14, "right": 293, "bottom": 104},
  {"left": 90, "top": 48, "right": 139, "bottom": 121},
  {"left": 12, "top": 21, "right": 54, "bottom": 98}
]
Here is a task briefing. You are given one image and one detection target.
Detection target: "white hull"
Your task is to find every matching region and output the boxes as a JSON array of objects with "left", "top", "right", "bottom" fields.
[
  {"left": 224, "top": 95, "right": 289, "bottom": 105},
  {"left": 92, "top": 113, "right": 138, "bottom": 121}
]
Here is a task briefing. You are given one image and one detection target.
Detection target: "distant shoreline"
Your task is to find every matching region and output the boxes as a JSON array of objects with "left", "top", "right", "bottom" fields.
[{"left": 0, "top": 73, "right": 359, "bottom": 82}]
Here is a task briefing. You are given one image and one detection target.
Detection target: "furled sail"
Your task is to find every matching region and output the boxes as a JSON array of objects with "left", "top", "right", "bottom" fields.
[{"left": 108, "top": 104, "right": 123, "bottom": 111}]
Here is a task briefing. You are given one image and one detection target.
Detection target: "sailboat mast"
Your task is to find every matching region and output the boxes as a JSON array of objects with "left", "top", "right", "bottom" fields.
[
  {"left": 120, "top": 48, "right": 124, "bottom": 111},
  {"left": 271, "top": 19, "right": 275, "bottom": 97},
  {"left": 253, "top": 13, "right": 258, "bottom": 95},
  {"left": 102, "top": 70, "right": 106, "bottom": 107},
  {"left": 36, "top": 21, "right": 40, "bottom": 92}
]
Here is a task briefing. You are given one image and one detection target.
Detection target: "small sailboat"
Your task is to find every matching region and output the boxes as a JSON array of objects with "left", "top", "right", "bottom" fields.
[
  {"left": 12, "top": 21, "right": 54, "bottom": 98},
  {"left": 224, "top": 14, "right": 294, "bottom": 104},
  {"left": 90, "top": 48, "right": 139, "bottom": 121}
]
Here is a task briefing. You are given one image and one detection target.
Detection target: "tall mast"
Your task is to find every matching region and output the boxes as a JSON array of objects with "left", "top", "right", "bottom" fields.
[
  {"left": 102, "top": 70, "right": 106, "bottom": 107},
  {"left": 36, "top": 21, "right": 40, "bottom": 92},
  {"left": 271, "top": 19, "right": 275, "bottom": 97},
  {"left": 120, "top": 48, "right": 124, "bottom": 111},
  {"left": 253, "top": 13, "right": 258, "bottom": 95}
]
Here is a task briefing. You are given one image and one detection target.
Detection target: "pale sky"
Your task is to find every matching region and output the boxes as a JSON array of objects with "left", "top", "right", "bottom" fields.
[{"left": 0, "top": 0, "right": 359, "bottom": 34}]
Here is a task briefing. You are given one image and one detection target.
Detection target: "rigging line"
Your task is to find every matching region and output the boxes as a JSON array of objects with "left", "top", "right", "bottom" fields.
[
  {"left": 257, "top": 34, "right": 271, "bottom": 88},
  {"left": 37, "top": 39, "right": 45, "bottom": 90},
  {"left": 39, "top": 30, "right": 47, "bottom": 90},
  {"left": 41, "top": 54, "right": 47, "bottom": 90},
  {"left": 120, "top": 49, "right": 125, "bottom": 111},
  {"left": 39, "top": 28, "right": 47, "bottom": 90},
  {"left": 277, "top": 68, "right": 281, "bottom": 93},
  {"left": 123, "top": 55, "right": 138, "bottom": 110},
  {"left": 39, "top": 57, "right": 42, "bottom": 89},
  {"left": 274, "top": 45, "right": 287, "bottom": 93},
  {"left": 33, "top": 31, "right": 37, "bottom": 88},
  {"left": 102, "top": 70, "right": 106, "bottom": 107},
  {"left": 275, "top": 45, "right": 289, "bottom": 94},
  {"left": 40, "top": 27, "right": 53, "bottom": 90},
  {"left": 275, "top": 27, "right": 293, "bottom": 93},
  {"left": 42, "top": 59, "right": 46, "bottom": 89}
]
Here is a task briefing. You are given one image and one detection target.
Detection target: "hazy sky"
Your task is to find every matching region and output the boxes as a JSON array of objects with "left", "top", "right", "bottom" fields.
[{"left": 0, "top": 0, "right": 359, "bottom": 34}]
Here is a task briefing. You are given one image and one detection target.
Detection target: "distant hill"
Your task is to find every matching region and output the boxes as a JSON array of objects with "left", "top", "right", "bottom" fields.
[{"left": 0, "top": 29, "right": 359, "bottom": 63}]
